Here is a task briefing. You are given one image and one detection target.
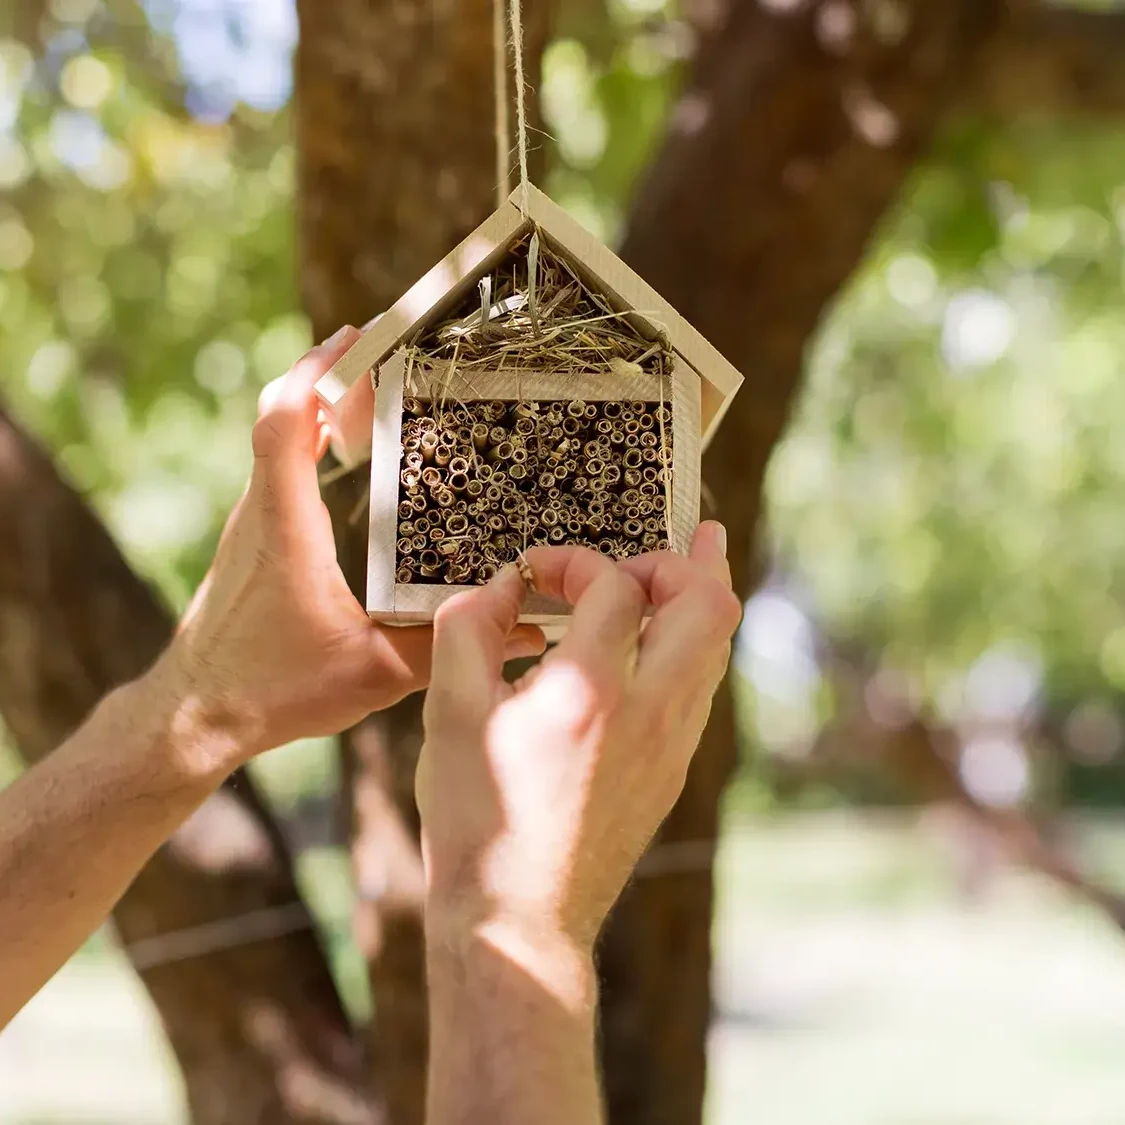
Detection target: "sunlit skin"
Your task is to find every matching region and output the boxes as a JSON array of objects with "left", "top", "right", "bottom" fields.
[{"left": 0, "top": 329, "right": 741, "bottom": 1125}]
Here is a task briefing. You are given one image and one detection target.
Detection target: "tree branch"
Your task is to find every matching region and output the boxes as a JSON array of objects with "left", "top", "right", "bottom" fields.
[{"left": 975, "top": 4, "right": 1125, "bottom": 117}]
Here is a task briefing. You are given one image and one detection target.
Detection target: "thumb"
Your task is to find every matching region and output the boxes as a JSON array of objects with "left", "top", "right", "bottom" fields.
[{"left": 252, "top": 327, "right": 361, "bottom": 510}]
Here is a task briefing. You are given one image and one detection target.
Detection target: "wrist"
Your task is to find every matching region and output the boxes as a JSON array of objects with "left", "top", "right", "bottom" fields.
[
  {"left": 426, "top": 896, "right": 597, "bottom": 1013},
  {"left": 127, "top": 649, "right": 251, "bottom": 787}
]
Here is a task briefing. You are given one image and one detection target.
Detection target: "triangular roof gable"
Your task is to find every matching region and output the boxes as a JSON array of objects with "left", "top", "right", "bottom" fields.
[{"left": 316, "top": 184, "right": 742, "bottom": 462}]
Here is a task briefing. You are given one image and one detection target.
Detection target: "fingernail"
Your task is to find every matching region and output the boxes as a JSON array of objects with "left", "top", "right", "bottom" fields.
[
  {"left": 362, "top": 313, "right": 383, "bottom": 332},
  {"left": 322, "top": 325, "right": 353, "bottom": 348},
  {"left": 710, "top": 521, "right": 728, "bottom": 557}
]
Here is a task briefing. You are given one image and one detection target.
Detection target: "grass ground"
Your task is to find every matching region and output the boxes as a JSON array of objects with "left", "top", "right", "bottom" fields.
[{"left": 4, "top": 810, "right": 1125, "bottom": 1125}]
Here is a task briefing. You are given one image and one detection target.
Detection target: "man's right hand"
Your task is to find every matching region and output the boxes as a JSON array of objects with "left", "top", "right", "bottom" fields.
[{"left": 416, "top": 523, "right": 742, "bottom": 954}]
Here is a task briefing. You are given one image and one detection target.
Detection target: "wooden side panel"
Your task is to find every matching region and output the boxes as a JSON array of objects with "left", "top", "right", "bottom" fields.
[
  {"left": 405, "top": 363, "right": 669, "bottom": 404},
  {"left": 378, "top": 584, "right": 570, "bottom": 627},
  {"left": 670, "top": 357, "right": 702, "bottom": 555},
  {"left": 516, "top": 184, "right": 743, "bottom": 418},
  {"left": 367, "top": 351, "right": 408, "bottom": 615}
]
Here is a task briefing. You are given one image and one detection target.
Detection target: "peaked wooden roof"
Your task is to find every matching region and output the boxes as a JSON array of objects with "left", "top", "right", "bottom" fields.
[{"left": 316, "top": 184, "right": 742, "bottom": 465}]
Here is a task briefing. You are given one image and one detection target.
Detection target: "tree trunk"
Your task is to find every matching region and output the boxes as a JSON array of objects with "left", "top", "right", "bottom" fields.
[
  {"left": 602, "top": 5, "right": 1005, "bottom": 1121},
  {"left": 0, "top": 407, "right": 378, "bottom": 1125}
]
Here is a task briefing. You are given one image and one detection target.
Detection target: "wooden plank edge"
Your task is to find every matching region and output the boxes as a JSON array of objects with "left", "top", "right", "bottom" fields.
[{"left": 513, "top": 184, "right": 744, "bottom": 400}]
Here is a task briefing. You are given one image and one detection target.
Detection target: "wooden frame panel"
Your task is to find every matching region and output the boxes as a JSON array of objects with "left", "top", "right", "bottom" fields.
[
  {"left": 366, "top": 351, "right": 702, "bottom": 627},
  {"left": 515, "top": 184, "right": 742, "bottom": 444},
  {"left": 316, "top": 189, "right": 742, "bottom": 467}
]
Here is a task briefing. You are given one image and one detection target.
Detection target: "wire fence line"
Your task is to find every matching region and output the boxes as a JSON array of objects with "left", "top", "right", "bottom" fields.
[{"left": 117, "top": 837, "right": 721, "bottom": 970}]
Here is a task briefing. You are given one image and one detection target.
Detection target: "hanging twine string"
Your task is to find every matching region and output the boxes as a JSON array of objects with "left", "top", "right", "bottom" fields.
[
  {"left": 493, "top": 0, "right": 512, "bottom": 206},
  {"left": 506, "top": 0, "right": 532, "bottom": 213}
]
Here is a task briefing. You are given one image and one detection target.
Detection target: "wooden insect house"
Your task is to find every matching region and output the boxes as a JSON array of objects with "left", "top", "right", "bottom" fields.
[{"left": 316, "top": 184, "right": 743, "bottom": 628}]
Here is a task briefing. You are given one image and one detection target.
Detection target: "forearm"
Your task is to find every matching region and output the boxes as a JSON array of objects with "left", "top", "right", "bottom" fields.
[
  {"left": 0, "top": 661, "right": 235, "bottom": 1026},
  {"left": 426, "top": 909, "right": 603, "bottom": 1125}
]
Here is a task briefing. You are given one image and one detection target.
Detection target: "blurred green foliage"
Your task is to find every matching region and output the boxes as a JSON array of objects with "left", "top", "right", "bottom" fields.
[{"left": 5, "top": 0, "right": 1125, "bottom": 808}]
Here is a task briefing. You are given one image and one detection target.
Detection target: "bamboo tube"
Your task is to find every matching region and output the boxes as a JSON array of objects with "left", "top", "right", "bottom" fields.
[
  {"left": 597, "top": 540, "right": 616, "bottom": 556},
  {"left": 397, "top": 536, "right": 414, "bottom": 556},
  {"left": 430, "top": 525, "right": 447, "bottom": 542},
  {"left": 412, "top": 494, "right": 428, "bottom": 513},
  {"left": 624, "top": 449, "right": 643, "bottom": 469},
  {"left": 403, "top": 396, "right": 423, "bottom": 417},
  {"left": 401, "top": 468, "right": 423, "bottom": 492},
  {"left": 562, "top": 417, "right": 581, "bottom": 436},
  {"left": 479, "top": 563, "right": 499, "bottom": 581},
  {"left": 640, "top": 482, "right": 659, "bottom": 497},
  {"left": 434, "top": 446, "right": 453, "bottom": 469},
  {"left": 515, "top": 417, "right": 536, "bottom": 437},
  {"left": 514, "top": 402, "right": 539, "bottom": 421},
  {"left": 640, "top": 432, "right": 658, "bottom": 449},
  {"left": 422, "top": 467, "right": 443, "bottom": 489},
  {"left": 644, "top": 516, "right": 663, "bottom": 534},
  {"left": 548, "top": 487, "right": 562, "bottom": 502},
  {"left": 642, "top": 532, "right": 659, "bottom": 551},
  {"left": 624, "top": 434, "right": 640, "bottom": 449},
  {"left": 509, "top": 464, "right": 528, "bottom": 482},
  {"left": 488, "top": 514, "right": 506, "bottom": 532},
  {"left": 420, "top": 432, "right": 439, "bottom": 463},
  {"left": 602, "top": 464, "right": 622, "bottom": 487},
  {"left": 399, "top": 500, "right": 415, "bottom": 520},
  {"left": 412, "top": 535, "right": 429, "bottom": 553},
  {"left": 413, "top": 514, "right": 431, "bottom": 534},
  {"left": 403, "top": 436, "right": 422, "bottom": 454},
  {"left": 566, "top": 518, "right": 583, "bottom": 536},
  {"left": 472, "top": 423, "right": 490, "bottom": 452},
  {"left": 642, "top": 467, "right": 659, "bottom": 484},
  {"left": 511, "top": 447, "right": 529, "bottom": 465},
  {"left": 583, "top": 403, "right": 598, "bottom": 420},
  {"left": 434, "top": 489, "right": 456, "bottom": 509},
  {"left": 602, "top": 401, "right": 622, "bottom": 419},
  {"left": 489, "top": 441, "right": 514, "bottom": 464},
  {"left": 566, "top": 400, "right": 587, "bottom": 418},
  {"left": 438, "top": 539, "right": 461, "bottom": 558},
  {"left": 586, "top": 459, "right": 606, "bottom": 479},
  {"left": 532, "top": 527, "right": 550, "bottom": 545},
  {"left": 449, "top": 455, "right": 470, "bottom": 475},
  {"left": 449, "top": 472, "right": 469, "bottom": 494},
  {"left": 466, "top": 479, "right": 484, "bottom": 500},
  {"left": 486, "top": 484, "right": 503, "bottom": 504},
  {"left": 446, "top": 513, "right": 470, "bottom": 536},
  {"left": 548, "top": 526, "right": 566, "bottom": 544},
  {"left": 651, "top": 496, "right": 665, "bottom": 513}
]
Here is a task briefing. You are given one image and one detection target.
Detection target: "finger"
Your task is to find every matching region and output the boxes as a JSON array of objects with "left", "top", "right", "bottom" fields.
[
  {"left": 251, "top": 327, "right": 361, "bottom": 510},
  {"left": 617, "top": 522, "right": 732, "bottom": 606},
  {"left": 630, "top": 571, "right": 741, "bottom": 702},
  {"left": 428, "top": 566, "right": 532, "bottom": 717},
  {"left": 526, "top": 547, "right": 646, "bottom": 704},
  {"left": 367, "top": 619, "right": 546, "bottom": 703}
]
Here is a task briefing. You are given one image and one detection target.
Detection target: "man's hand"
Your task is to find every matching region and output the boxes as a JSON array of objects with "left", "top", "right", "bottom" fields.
[
  {"left": 418, "top": 525, "right": 740, "bottom": 1125},
  {"left": 157, "top": 326, "right": 545, "bottom": 775},
  {"left": 418, "top": 522, "right": 739, "bottom": 948}
]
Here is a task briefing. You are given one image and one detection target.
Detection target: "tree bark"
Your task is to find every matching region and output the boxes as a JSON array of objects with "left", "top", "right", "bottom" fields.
[{"left": 0, "top": 407, "right": 379, "bottom": 1125}]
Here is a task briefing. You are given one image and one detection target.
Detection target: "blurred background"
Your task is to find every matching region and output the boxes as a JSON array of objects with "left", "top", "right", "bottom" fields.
[{"left": 5, "top": 1, "right": 1125, "bottom": 1123}]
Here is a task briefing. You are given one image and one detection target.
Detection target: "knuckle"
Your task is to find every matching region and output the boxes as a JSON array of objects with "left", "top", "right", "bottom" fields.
[
  {"left": 251, "top": 412, "right": 290, "bottom": 459},
  {"left": 697, "top": 577, "right": 742, "bottom": 637}
]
